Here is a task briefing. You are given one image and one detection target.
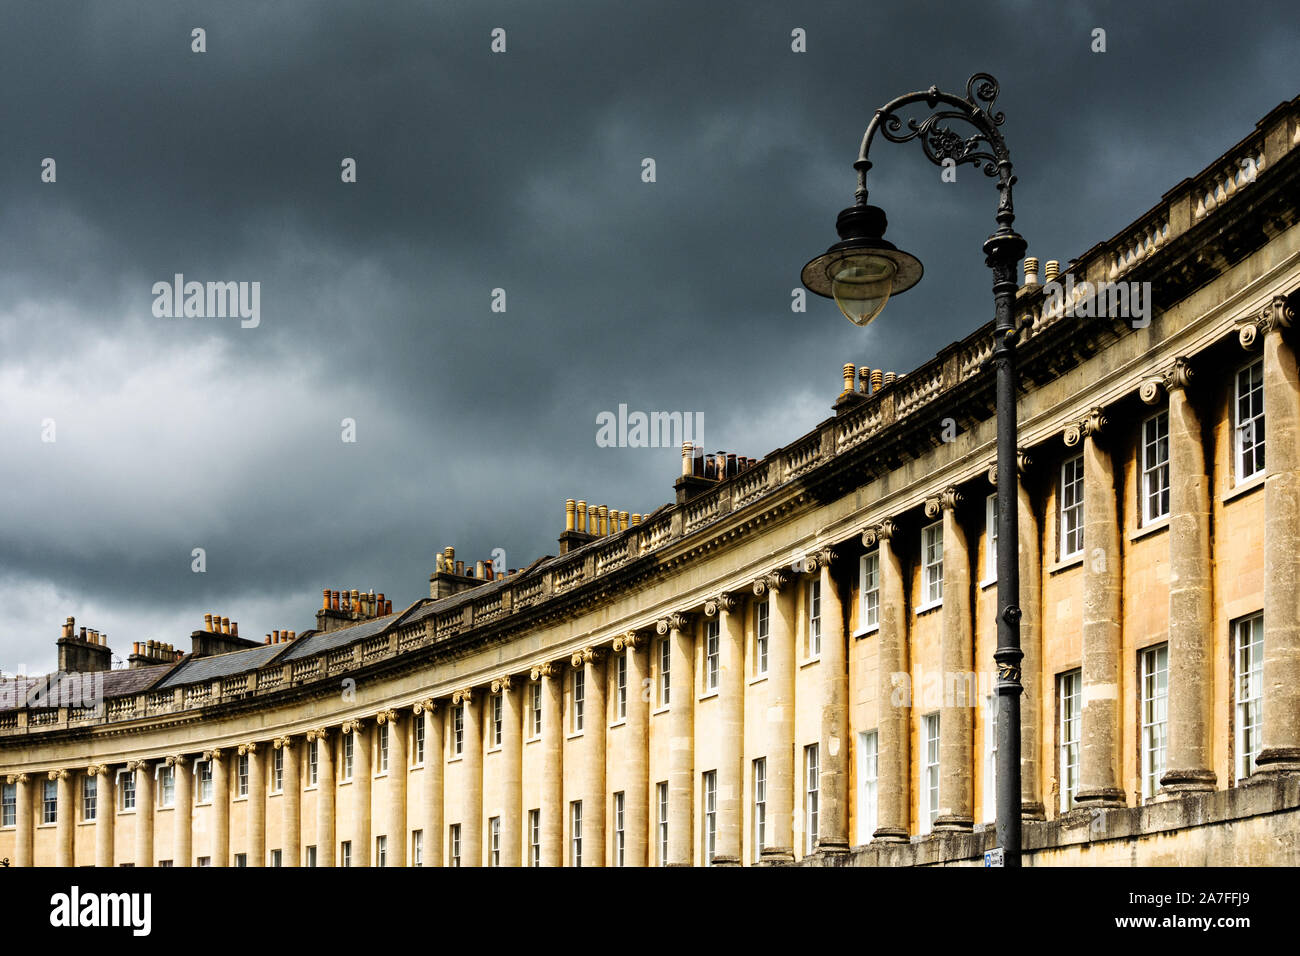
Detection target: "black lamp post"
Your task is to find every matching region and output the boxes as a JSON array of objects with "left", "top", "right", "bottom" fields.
[{"left": 803, "top": 72, "right": 1027, "bottom": 866}]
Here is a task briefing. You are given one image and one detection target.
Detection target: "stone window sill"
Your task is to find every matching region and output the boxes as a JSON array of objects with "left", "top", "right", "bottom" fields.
[
  {"left": 800, "top": 656, "right": 822, "bottom": 669},
  {"left": 914, "top": 599, "right": 942, "bottom": 616},
  {"left": 698, "top": 690, "right": 719, "bottom": 702},
  {"left": 609, "top": 719, "right": 627, "bottom": 729},
  {"left": 1129, "top": 516, "right": 1170, "bottom": 543},
  {"left": 979, "top": 576, "right": 997, "bottom": 591},
  {"left": 652, "top": 705, "right": 671, "bottom": 716},
  {"left": 565, "top": 731, "right": 585, "bottom": 741},
  {"left": 1222, "top": 474, "right": 1265, "bottom": 504},
  {"left": 1048, "top": 554, "right": 1084, "bottom": 576},
  {"left": 852, "top": 624, "right": 879, "bottom": 639},
  {"left": 747, "top": 675, "right": 768, "bottom": 687}
]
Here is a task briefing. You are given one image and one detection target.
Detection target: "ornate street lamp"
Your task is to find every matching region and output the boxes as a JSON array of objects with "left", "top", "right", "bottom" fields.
[{"left": 803, "top": 72, "right": 1028, "bottom": 866}]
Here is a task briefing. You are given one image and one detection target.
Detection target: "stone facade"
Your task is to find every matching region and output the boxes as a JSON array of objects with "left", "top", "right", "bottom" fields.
[{"left": 2, "top": 97, "right": 1300, "bottom": 868}]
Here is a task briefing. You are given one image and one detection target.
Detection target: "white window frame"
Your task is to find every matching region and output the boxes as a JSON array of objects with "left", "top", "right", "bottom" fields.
[
  {"left": 411, "top": 830, "right": 423, "bottom": 867},
  {"left": 270, "top": 848, "right": 283, "bottom": 868},
  {"left": 571, "top": 668, "right": 585, "bottom": 733},
  {"left": 804, "top": 745, "right": 819, "bottom": 855},
  {"left": 377, "top": 724, "right": 389, "bottom": 774},
  {"left": 1141, "top": 410, "right": 1170, "bottom": 525},
  {"left": 755, "top": 598, "right": 770, "bottom": 676},
  {"left": 530, "top": 682, "right": 543, "bottom": 738},
  {"left": 616, "top": 652, "right": 628, "bottom": 720},
  {"left": 1140, "top": 643, "right": 1169, "bottom": 800},
  {"left": 614, "top": 791, "right": 626, "bottom": 866},
  {"left": 343, "top": 733, "right": 355, "bottom": 780},
  {"left": 1059, "top": 669, "right": 1082, "bottom": 812},
  {"left": 659, "top": 638, "right": 671, "bottom": 707},
  {"left": 1235, "top": 358, "right": 1265, "bottom": 483},
  {"left": 374, "top": 836, "right": 385, "bottom": 867},
  {"left": 983, "top": 493, "right": 998, "bottom": 586},
  {"left": 752, "top": 758, "right": 766, "bottom": 863},
  {"left": 490, "top": 816, "right": 501, "bottom": 866},
  {"left": 118, "top": 769, "right": 136, "bottom": 811},
  {"left": 921, "top": 521, "right": 944, "bottom": 608},
  {"left": 570, "top": 801, "right": 583, "bottom": 867},
  {"left": 922, "top": 713, "right": 940, "bottom": 833},
  {"left": 1, "top": 781, "right": 16, "bottom": 827},
  {"left": 983, "top": 695, "right": 997, "bottom": 823},
  {"left": 238, "top": 753, "right": 250, "bottom": 795},
  {"left": 492, "top": 692, "right": 503, "bottom": 748},
  {"left": 196, "top": 759, "right": 213, "bottom": 804},
  {"left": 704, "top": 619, "right": 720, "bottom": 692},
  {"left": 703, "top": 771, "right": 717, "bottom": 865},
  {"left": 529, "top": 809, "right": 540, "bottom": 867},
  {"left": 453, "top": 703, "right": 464, "bottom": 756},
  {"left": 1059, "top": 455, "right": 1084, "bottom": 559},
  {"left": 657, "top": 782, "right": 669, "bottom": 866},
  {"left": 807, "top": 580, "right": 822, "bottom": 658},
  {"left": 156, "top": 764, "right": 175, "bottom": 809},
  {"left": 858, "top": 551, "right": 880, "bottom": 634},
  {"left": 306, "top": 845, "right": 318, "bottom": 867},
  {"left": 1235, "top": 613, "right": 1264, "bottom": 781},
  {"left": 413, "top": 719, "right": 425, "bottom": 767},
  {"left": 857, "top": 731, "right": 878, "bottom": 844},
  {"left": 82, "top": 774, "right": 97, "bottom": 822},
  {"left": 449, "top": 824, "right": 461, "bottom": 867},
  {"left": 272, "top": 747, "right": 284, "bottom": 792},
  {"left": 308, "top": 739, "right": 319, "bottom": 785},
  {"left": 339, "top": 841, "right": 351, "bottom": 868}
]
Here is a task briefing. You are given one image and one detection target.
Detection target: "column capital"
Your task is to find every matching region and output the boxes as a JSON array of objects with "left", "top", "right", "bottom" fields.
[
  {"left": 450, "top": 688, "right": 474, "bottom": 706},
  {"left": 752, "top": 570, "right": 791, "bottom": 597},
  {"left": 200, "top": 749, "right": 223, "bottom": 763},
  {"left": 125, "top": 760, "right": 148, "bottom": 773},
  {"left": 305, "top": 727, "right": 331, "bottom": 742},
  {"left": 986, "top": 448, "right": 1033, "bottom": 485},
  {"left": 924, "top": 487, "right": 962, "bottom": 518},
  {"left": 1140, "top": 356, "right": 1194, "bottom": 404},
  {"left": 164, "top": 755, "right": 188, "bottom": 769},
  {"left": 411, "top": 699, "right": 437, "bottom": 716},
  {"left": 272, "top": 735, "right": 296, "bottom": 750},
  {"left": 6, "top": 773, "right": 27, "bottom": 785},
  {"left": 86, "top": 764, "right": 112, "bottom": 777},
  {"left": 237, "top": 741, "right": 258, "bottom": 756},
  {"left": 570, "top": 647, "right": 603, "bottom": 668},
  {"left": 530, "top": 661, "right": 558, "bottom": 681},
  {"left": 612, "top": 630, "right": 644, "bottom": 651},
  {"left": 1063, "top": 407, "right": 1107, "bottom": 447},
  {"left": 861, "top": 519, "right": 897, "bottom": 548},
  {"left": 703, "top": 593, "right": 739, "bottom": 617},
  {"left": 490, "top": 676, "right": 513, "bottom": 694},
  {"left": 374, "top": 710, "right": 398, "bottom": 726},
  {"left": 47, "top": 768, "right": 69, "bottom": 781},
  {"left": 655, "top": 612, "right": 692, "bottom": 634},
  {"left": 1238, "top": 294, "right": 1293, "bottom": 348},
  {"left": 341, "top": 717, "right": 368, "bottom": 733}
]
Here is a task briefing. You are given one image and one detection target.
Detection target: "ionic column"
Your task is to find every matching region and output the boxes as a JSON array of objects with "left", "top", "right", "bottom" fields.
[
  {"left": 343, "top": 719, "right": 371, "bottom": 866},
  {"left": 1143, "top": 361, "right": 1217, "bottom": 793},
  {"left": 658, "top": 612, "right": 694, "bottom": 866},
  {"left": 614, "top": 632, "right": 650, "bottom": 866},
  {"left": 307, "top": 728, "right": 334, "bottom": 866},
  {"left": 864, "top": 521, "right": 909, "bottom": 841},
  {"left": 535, "top": 663, "right": 564, "bottom": 866},
  {"left": 89, "top": 764, "right": 115, "bottom": 867},
  {"left": 131, "top": 760, "right": 153, "bottom": 866},
  {"left": 575, "top": 649, "right": 606, "bottom": 866},
  {"left": 813, "top": 547, "right": 850, "bottom": 851},
  {"left": 414, "top": 701, "right": 443, "bottom": 866},
  {"left": 376, "top": 714, "right": 404, "bottom": 866},
  {"left": 926, "top": 489, "right": 975, "bottom": 831},
  {"left": 453, "top": 689, "right": 482, "bottom": 866},
  {"left": 166, "top": 756, "right": 191, "bottom": 866},
  {"left": 275, "top": 736, "right": 303, "bottom": 865},
  {"left": 1244, "top": 298, "right": 1300, "bottom": 773},
  {"left": 7, "top": 774, "right": 32, "bottom": 867},
  {"left": 241, "top": 743, "right": 265, "bottom": 865},
  {"left": 757, "top": 571, "right": 796, "bottom": 863},
  {"left": 704, "top": 595, "right": 744, "bottom": 865},
  {"left": 206, "top": 749, "right": 229, "bottom": 866},
  {"left": 54, "top": 770, "right": 75, "bottom": 866},
  {"left": 1069, "top": 409, "right": 1126, "bottom": 807},
  {"left": 991, "top": 450, "right": 1045, "bottom": 819},
  {"left": 493, "top": 677, "right": 523, "bottom": 867}
]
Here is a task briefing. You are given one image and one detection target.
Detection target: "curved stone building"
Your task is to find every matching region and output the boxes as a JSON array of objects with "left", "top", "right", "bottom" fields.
[{"left": 3, "top": 96, "right": 1300, "bottom": 867}]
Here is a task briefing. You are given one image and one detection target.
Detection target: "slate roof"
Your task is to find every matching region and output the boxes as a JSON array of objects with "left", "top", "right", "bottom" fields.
[
  {"left": 278, "top": 613, "right": 393, "bottom": 662},
  {"left": 154, "top": 643, "right": 286, "bottom": 689},
  {"left": 0, "top": 664, "right": 174, "bottom": 712}
]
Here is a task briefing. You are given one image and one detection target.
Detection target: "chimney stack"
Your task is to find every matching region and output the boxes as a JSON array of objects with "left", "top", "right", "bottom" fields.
[
  {"left": 1044, "top": 259, "right": 1060, "bottom": 283},
  {"left": 221, "top": 616, "right": 230, "bottom": 635},
  {"left": 842, "top": 362, "right": 856, "bottom": 394},
  {"left": 1024, "top": 256, "right": 1040, "bottom": 286},
  {"left": 565, "top": 499, "right": 576, "bottom": 532}
]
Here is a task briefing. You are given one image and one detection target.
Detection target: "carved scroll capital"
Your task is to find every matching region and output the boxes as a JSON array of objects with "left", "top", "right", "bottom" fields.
[
  {"left": 655, "top": 612, "right": 691, "bottom": 635},
  {"left": 612, "top": 631, "right": 643, "bottom": 652},
  {"left": 861, "top": 519, "right": 897, "bottom": 548},
  {"left": 1063, "top": 407, "right": 1107, "bottom": 447},
  {"left": 703, "top": 592, "right": 738, "bottom": 617}
]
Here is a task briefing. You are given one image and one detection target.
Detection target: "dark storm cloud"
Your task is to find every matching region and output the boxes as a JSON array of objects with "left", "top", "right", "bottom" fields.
[{"left": 1, "top": 0, "right": 1296, "bottom": 670}]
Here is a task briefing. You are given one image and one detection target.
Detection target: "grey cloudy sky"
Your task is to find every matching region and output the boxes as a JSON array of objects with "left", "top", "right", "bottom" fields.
[{"left": 1, "top": 0, "right": 1296, "bottom": 672}]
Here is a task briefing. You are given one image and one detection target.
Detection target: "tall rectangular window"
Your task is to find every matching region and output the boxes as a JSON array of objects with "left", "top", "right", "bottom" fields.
[
  {"left": 1140, "top": 644, "right": 1169, "bottom": 800},
  {"left": 983, "top": 696, "right": 997, "bottom": 822},
  {"left": 614, "top": 791, "right": 626, "bottom": 866},
  {"left": 1, "top": 782, "right": 15, "bottom": 827},
  {"left": 529, "top": 810, "right": 540, "bottom": 867},
  {"left": 659, "top": 638, "right": 671, "bottom": 706},
  {"left": 1059, "top": 670, "right": 1082, "bottom": 811},
  {"left": 234, "top": 853, "right": 246, "bottom": 867},
  {"left": 374, "top": 836, "right": 385, "bottom": 867},
  {"left": 923, "top": 714, "right": 941, "bottom": 833},
  {"left": 572, "top": 668, "right": 585, "bottom": 732},
  {"left": 157, "top": 765, "right": 175, "bottom": 809},
  {"left": 756, "top": 598, "right": 770, "bottom": 675},
  {"left": 197, "top": 856, "right": 211, "bottom": 867},
  {"left": 377, "top": 725, "right": 389, "bottom": 773},
  {"left": 238, "top": 753, "right": 249, "bottom": 796},
  {"left": 411, "top": 830, "right": 423, "bottom": 867},
  {"left": 570, "top": 801, "right": 583, "bottom": 867},
  {"left": 1060, "top": 455, "right": 1085, "bottom": 559},
  {"left": 414, "top": 717, "right": 425, "bottom": 765},
  {"left": 119, "top": 770, "right": 135, "bottom": 811},
  {"left": 804, "top": 745, "right": 819, "bottom": 855},
  {"left": 985, "top": 493, "right": 999, "bottom": 582},
  {"left": 857, "top": 732, "right": 878, "bottom": 844},
  {"left": 752, "top": 758, "right": 766, "bottom": 863},
  {"left": 308, "top": 739, "right": 318, "bottom": 785},
  {"left": 492, "top": 693, "right": 503, "bottom": 748},
  {"left": 703, "top": 771, "right": 717, "bottom": 865},
  {"left": 1236, "top": 359, "right": 1265, "bottom": 482},
  {"left": 807, "top": 580, "right": 822, "bottom": 657},
  {"left": 306, "top": 845, "right": 317, "bottom": 867},
  {"left": 1141, "top": 411, "right": 1170, "bottom": 524},
  {"left": 530, "top": 682, "right": 543, "bottom": 737},
  {"left": 343, "top": 733, "right": 354, "bottom": 780},
  {"left": 657, "top": 781, "right": 669, "bottom": 866},
  {"left": 922, "top": 521, "right": 944, "bottom": 605},
  {"left": 449, "top": 824, "right": 461, "bottom": 867},
  {"left": 273, "top": 748, "right": 284, "bottom": 791},
  {"left": 860, "top": 551, "right": 880, "bottom": 631},
  {"left": 83, "top": 775, "right": 97, "bottom": 822},
  {"left": 1235, "top": 613, "right": 1265, "bottom": 781},
  {"left": 490, "top": 817, "right": 501, "bottom": 866},
  {"left": 453, "top": 703, "right": 464, "bottom": 756},
  {"left": 705, "top": 619, "right": 720, "bottom": 691},
  {"left": 271, "top": 848, "right": 283, "bottom": 868},
  {"left": 340, "top": 842, "right": 351, "bottom": 867},
  {"left": 617, "top": 652, "right": 628, "bottom": 719},
  {"left": 197, "top": 760, "right": 213, "bottom": 803}
]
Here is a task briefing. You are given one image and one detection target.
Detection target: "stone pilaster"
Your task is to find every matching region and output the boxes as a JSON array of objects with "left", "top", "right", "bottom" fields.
[
  {"left": 1068, "top": 409, "right": 1126, "bottom": 807},
  {"left": 275, "top": 736, "right": 303, "bottom": 865},
  {"left": 1243, "top": 297, "right": 1300, "bottom": 773},
  {"left": 658, "top": 612, "right": 694, "bottom": 866},
  {"left": 574, "top": 649, "right": 606, "bottom": 865},
  {"left": 131, "top": 760, "right": 153, "bottom": 866},
  {"left": 8, "top": 774, "right": 31, "bottom": 867},
  {"left": 864, "top": 520, "right": 909, "bottom": 841},
  {"left": 53, "top": 769, "right": 74, "bottom": 866},
  {"left": 89, "top": 765, "right": 115, "bottom": 867},
  {"left": 414, "top": 701, "right": 443, "bottom": 866},
  {"left": 241, "top": 743, "right": 265, "bottom": 865},
  {"left": 535, "top": 663, "right": 564, "bottom": 866},
  {"left": 307, "top": 728, "right": 334, "bottom": 866},
  {"left": 615, "top": 633, "right": 650, "bottom": 867},
  {"left": 703, "top": 595, "right": 744, "bottom": 865},
  {"left": 453, "top": 689, "right": 482, "bottom": 866},
  {"left": 1143, "top": 360, "right": 1217, "bottom": 793},
  {"left": 756, "top": 570, "right": 796, "bottom": 863},
  {"left": 343, "top": 718, "right": 371, "bottom": 866},
  {"left": 493, "top": 678, "right": 523, "bottom": 867},
  {"left": 812, "top": 548, "right": 849, "bottom": 852},
  {"left": 166, "top": 756, "right": 191, "bottom": 866},
  {"left": 206, "top": 749, "right": 228, "bottom": 866}
]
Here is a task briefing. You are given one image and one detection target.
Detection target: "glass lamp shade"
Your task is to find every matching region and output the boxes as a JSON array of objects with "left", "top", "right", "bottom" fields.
[{"left": 831, "top": 254, "right": 898, "bottom": 327}]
